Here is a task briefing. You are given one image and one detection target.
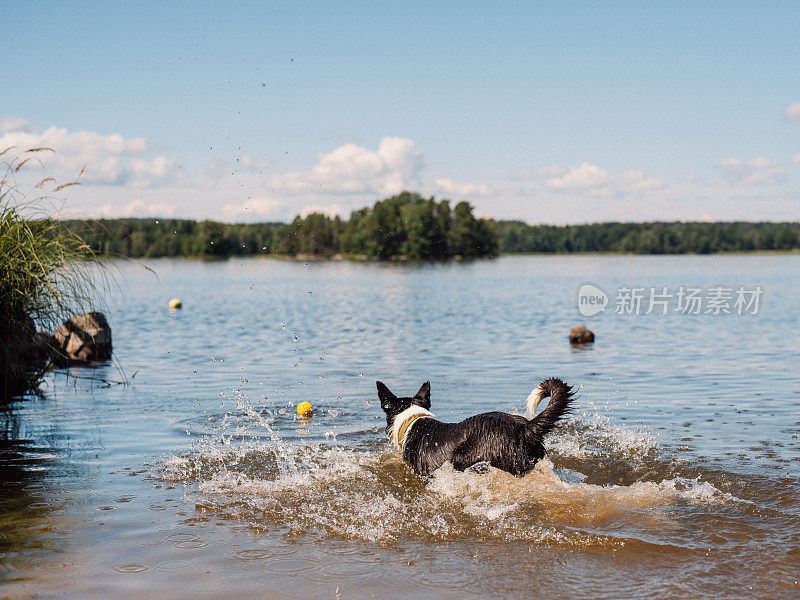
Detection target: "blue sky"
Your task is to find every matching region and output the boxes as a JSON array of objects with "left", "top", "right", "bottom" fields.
[{"left": 3, "top": 2, "right": 800, "bottom": 223}]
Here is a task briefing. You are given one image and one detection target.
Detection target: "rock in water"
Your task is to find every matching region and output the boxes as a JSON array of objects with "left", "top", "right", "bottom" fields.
[
  {"left": 569, "top": 325, "right": 595, "bottom": 345},
  {"left": 52, "top": 311, "right": 112, "bottom": 365}
]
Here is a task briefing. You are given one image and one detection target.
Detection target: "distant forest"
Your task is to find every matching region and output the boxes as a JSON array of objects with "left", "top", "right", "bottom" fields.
[
  {"left": 496, "top": 220, "right": 800, "bottom": 254},
  {"left": 63, "top": 192, "right": 497, "bottom": 259},
  {"left": 60, "top": 192, "right": 800, "bottom": 259}
]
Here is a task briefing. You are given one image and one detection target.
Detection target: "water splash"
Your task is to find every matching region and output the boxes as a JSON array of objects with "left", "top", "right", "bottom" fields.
[{"left": 158, "top": 403, "right": 745, "bottom": 546}]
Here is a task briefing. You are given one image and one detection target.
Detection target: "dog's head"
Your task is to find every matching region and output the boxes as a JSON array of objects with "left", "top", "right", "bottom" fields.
[{"left": 376, "top": 380, "right": 431, "bottom": 427}]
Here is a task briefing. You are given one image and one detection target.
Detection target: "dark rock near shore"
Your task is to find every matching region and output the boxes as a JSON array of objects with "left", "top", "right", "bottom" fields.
[
  {"left": 2, "top": 311, "right": 113, "bottom": 398},
  {"left": 52, "top": 311, "right": 112, "bottom": 366},
  {"left": 569, "top": 325, "right": 595, "bottom": 345}
]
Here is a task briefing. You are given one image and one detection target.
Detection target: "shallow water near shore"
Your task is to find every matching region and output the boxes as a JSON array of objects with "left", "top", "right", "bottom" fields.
[{"left": 2, "top": 255, "right": 799, "bottom": 599}]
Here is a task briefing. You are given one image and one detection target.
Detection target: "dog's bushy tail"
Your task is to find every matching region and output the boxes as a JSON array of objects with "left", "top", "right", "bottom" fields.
[{"left": 526, "top": 378, "right": 576, "bottom": 439}]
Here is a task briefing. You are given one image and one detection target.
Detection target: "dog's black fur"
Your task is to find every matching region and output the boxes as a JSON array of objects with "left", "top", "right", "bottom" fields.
[{"left": 377, "top": 378, "right": 576, "bottom": 477}]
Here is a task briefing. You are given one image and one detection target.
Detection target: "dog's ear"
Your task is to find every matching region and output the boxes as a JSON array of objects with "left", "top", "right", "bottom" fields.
[
  {"left": 413, "top": 381, "right": 431, "bottom": 409},
  {"left": 376, "top": 381, "right": 397, "bottom": 410}
]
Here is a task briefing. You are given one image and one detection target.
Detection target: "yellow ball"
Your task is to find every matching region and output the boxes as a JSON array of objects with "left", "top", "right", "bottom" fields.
[
  {"left": 168, "top": 298, "right": 182, "bottom": 309},
  {"left": 297, "top": 401, "right": 313, "bottom": 417}
]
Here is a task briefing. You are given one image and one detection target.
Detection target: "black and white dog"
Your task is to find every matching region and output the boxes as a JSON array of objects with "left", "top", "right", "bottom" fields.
[{"left": 377, "top": 378, "right": 576, "bottom": 477}]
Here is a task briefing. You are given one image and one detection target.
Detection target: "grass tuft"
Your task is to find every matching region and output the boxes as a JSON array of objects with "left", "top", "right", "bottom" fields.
[{"left": 1, "top": 150, "right": 103, "bottom": 398}]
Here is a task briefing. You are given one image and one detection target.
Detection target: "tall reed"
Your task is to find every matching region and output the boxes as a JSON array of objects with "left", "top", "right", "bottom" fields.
[{"left": 1, "top": 148, "right": 101, "bottom": 398}]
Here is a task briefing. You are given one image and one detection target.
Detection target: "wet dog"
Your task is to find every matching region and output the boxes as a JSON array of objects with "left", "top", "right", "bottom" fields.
[{"left": 377, "top": 378, "right": 575, "bottom": 477}]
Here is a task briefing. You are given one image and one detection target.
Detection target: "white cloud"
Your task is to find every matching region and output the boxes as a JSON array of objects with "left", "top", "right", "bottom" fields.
[
  {"left": 238, "top": 155, "right": 269, "bottom": 172},
  {"left": 6, "top": 116, "right": 799, "bottom": 225},
  {"left": 618, "top": 170, "right": 662, "bottom": 192},
  {"left": 434, "top": 177, "right": 493, "bottom": 197},
  {"left": 540, "top": 163, "right": 661, "bottom": 197},
  {"left": 782, "top": 103, "right": 800, "bottom": 123},
  {"left": 221, "top": 197, "right": 285, "bottom": 221},
  {"left": 546, "top": 162, "right": 609, "bottom": 191},
  {"left": 719, "top": 156, "right": 783, "bottom": 185},
  {"left": 0, "top": 116, "right": 36, "bottom": 134},
  {"left": 270, "top": 137, "right": 422, "bottom": 196},
  {"left": 90, "top": 199, "right": 177, "bottom": 218},
  {"left": 0, "top": 118, "right": 178, "bottom": 188}
]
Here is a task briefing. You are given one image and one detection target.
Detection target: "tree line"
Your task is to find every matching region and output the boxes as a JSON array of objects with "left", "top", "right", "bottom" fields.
[
  {"left": 496, "top": 220, "right": 800, "bottom": 254},
  {"left": 62, "top": 192, "right": 498, "bottom": 259},
  {"left": 59, "top": 192, "right": 800, "bottom": 259}
]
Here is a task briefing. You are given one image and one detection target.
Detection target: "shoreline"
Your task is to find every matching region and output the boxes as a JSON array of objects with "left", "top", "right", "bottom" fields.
[{"left": 97, "top": 248, "right": 800, "bottom": 262}]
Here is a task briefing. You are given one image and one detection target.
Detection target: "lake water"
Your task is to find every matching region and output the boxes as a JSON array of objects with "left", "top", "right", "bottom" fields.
[{"left": 1, "top": 255, "right": 799, "bottom": 599}]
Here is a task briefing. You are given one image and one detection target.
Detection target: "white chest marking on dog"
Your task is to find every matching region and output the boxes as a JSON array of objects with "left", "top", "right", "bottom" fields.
[{"left": 390, "top": 405, "right": 435, "bottom": 451}]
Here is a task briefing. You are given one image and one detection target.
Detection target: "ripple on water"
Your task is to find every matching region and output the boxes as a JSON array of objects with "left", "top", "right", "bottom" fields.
[
  {"left": 166, "top": 532, "right": 209, "bottom": 548},
  {"left": 153, "top": 557, "right": 202, "bottom": 574},
  {"left": 113, "top": 564, "right": 149, "bottom": 573},
  {"left": 231, "top": 546, "right": 300, "bottom": 561},
  {"left": 237, "top": 555, "right": 318, "bottom": 575},
  {"left": 310, "top": 557, "right": 384, "bottom": 584},
  {"left": 413, "top": 561, "right": 483, "bottom": 589}
]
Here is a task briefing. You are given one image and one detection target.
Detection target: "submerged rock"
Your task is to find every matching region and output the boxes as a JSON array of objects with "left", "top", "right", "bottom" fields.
[
  {"left": 52, "top": 311, "right": 112, "bottom": 365},
  {"left": 569, "top": 325, "right": 595, "bottom": 345}
]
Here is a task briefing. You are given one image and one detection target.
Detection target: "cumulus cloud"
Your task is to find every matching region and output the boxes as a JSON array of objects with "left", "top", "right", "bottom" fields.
[
  {"left": 0, "top": 117, "right": 178, "bottom": 187},
  {"left": 541, "top": 163, "right": 661, "bottom": 197},
  {"left": 434, "top": 178, "right": 493, "bottom": 197},
  {"left": 617, "top": 170, "right": 662, "bottom": 192},
  {"left": 782, "top": 103, "right": 800, "bottom": 123},
  {"left": 546, "top": 163, "right": 609, "bottom": 191},
  {"left": 221, "top": 197, "right": 285, "bottom": 221},
  {"left": 90, "top": 199, "right": 177, "bottom": 218},
  {"left": 9, "top": 116, "right": 795, "bottom": 224},
  {"left": 0, "top": 116, "right": 36, "bottom": 134},
  {"left": 719, "top": 157, "right": 783, "bottom": 185},
  {"left": 270, "top": 137, "right": 422, "bottom": 196},
  {"left": 238, "top": 155, "right": 269, "bottom": 172}
]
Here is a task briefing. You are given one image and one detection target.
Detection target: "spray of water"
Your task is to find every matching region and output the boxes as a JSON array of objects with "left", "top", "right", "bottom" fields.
[{"left": 158, "top": 395, "right": 745, "bottom": 546}]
